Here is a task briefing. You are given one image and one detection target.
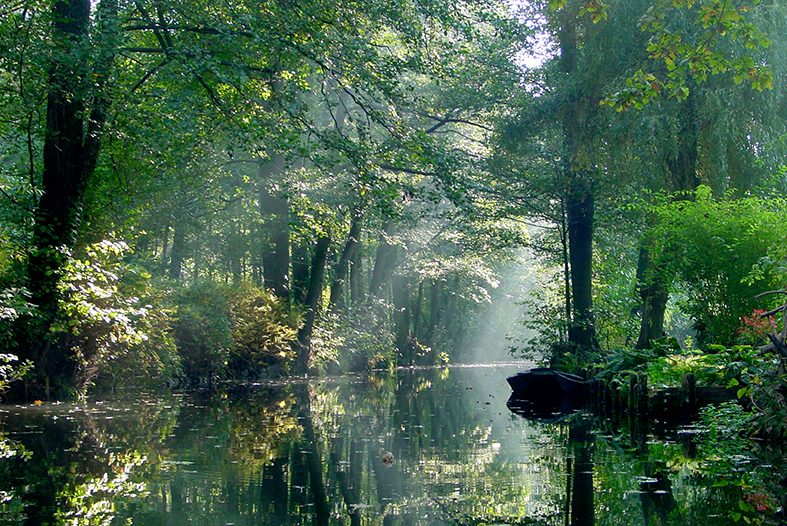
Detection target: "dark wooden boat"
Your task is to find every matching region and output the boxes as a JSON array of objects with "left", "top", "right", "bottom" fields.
[{"left": 506, "top": 367, "right": 585, "bottom": 398}]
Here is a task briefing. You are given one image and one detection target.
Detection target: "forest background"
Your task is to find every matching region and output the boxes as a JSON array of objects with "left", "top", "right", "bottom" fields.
[{"left": 1, "top": 0, "right": 787, "bottom": 402}]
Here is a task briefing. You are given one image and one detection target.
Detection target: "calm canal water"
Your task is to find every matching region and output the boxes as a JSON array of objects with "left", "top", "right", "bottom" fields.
[{"left": 0, "top": 363, "right": 782, "bottom": 525}]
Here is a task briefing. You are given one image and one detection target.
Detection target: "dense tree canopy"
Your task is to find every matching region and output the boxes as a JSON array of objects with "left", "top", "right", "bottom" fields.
[{"left": 0, "top": 0, "right": 786, "bottom": 398}]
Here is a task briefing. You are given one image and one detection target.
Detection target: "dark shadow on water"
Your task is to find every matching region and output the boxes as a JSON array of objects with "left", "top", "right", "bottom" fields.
[{"left": 506, "top": 392, "right": 583, "bottom": 424}]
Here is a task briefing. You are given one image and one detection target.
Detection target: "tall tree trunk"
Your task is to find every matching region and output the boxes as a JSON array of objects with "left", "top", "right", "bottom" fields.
[
  {"left": 168, "top": 222, "right": 186, "bottom": 281},
  {"left": 392, "top": 274, "right": 412, "bottom": 364},
  {"left": 295, "top": 234, "right": 331, "bottom": 375},
  {"left": 259, "top": 155, "right": 290, "bottom": 300},
  {"left": 636, "top": 92, "right": 699, "bottom": 348},
  {"left": 349, "top": 243, "right": 363, "bottom": 306},
  {"left": 21, "top": 0, "right": 115, "bottom": 398},
  {"left": 329, "top": 210, "right": 362, "bottom": 312},
  {"left": 424, "top": 279, "right": 440, "bottom": 347},
  {"left": 566, "top": 176, "right": 597, "bottom": 349},
  {"left": 635, "top": 247, "right": 668, "bottom": 349},
  {"left": 558, "top": 4, "right": 598, "bottom": 351},
  {"left": 368, "top": 222, "right": 397, "bottom": 298},
  {"left": 291, "top": 243, "right": 310, "bottom": 306},
  {"left": 663, "top": 93, "right": 700, "bottom": 192},
  {"left": 561, "top": 197, "right": 571, "bottom": 341}
]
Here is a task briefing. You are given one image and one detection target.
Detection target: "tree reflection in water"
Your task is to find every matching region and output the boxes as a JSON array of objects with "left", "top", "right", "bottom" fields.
[{"left": 0, "top": 364, "right": 784, "bottom": 525}]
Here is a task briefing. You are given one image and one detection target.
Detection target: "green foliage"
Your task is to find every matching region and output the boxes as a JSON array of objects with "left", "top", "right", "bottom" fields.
[
  {"left": 510, "top": 276, "right": 569, "bottom": 367},
  {"left": 0, "top": 285, "right": 34, "bottom": 353},
  {"left": 747, "top": 372, "right": 787, "bottom": 440},
  {"left": 172, "top": 281, "right": 234, "bottom": 385},
  {"left": 226, "top": 284, "right": 299, "bottom": 379},
  {"left": 0, "top": 353, "right": 31, "bottom": 397},
  {"left": 57, "top": 240, "right": 178, "bottom": 393},
  {"left": 645, "top": 187, "right": 787, "bottom": 347},
  {"left": 596, "top": 336, "right": 776, "bottom": 399},
  {"left": 324, "top": 302, "right": 398, "bottom": 373},
  {"left": 173, "top": 281, "right": 303, "bottom": 383},
  {"left": 602, "top": 0, "right": 773, "bottom": 109}
]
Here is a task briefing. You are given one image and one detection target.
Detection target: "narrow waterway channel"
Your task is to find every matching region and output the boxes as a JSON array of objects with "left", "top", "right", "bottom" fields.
[{"left": 0, "top": 363, "right": 782, "bottom": 525}]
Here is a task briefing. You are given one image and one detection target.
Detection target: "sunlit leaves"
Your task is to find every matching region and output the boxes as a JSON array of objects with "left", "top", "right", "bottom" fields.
[
  {"left": 600, "top": 0, "right": 773, "bottom": 110},
  {"left": 579, "top": 0, "right": 610, "bottom": 22},
  {"left": 549, "top": 0, "right": 610, "bottom": 22},
  {"left": 55, "top": 240, "right": 177, "bottom": 391}
]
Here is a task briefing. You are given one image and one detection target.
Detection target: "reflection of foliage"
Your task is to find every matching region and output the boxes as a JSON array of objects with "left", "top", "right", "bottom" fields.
[
  {"left": 56, "top": 452, "right": 148, "bottom": 526},
  {"left": 5, "top": 367, "right": 787, "bottom": 526},
  {"left": 225, "top": 388, "right": 300, "bottom": 468},
  {"left": 0, "top": 433, "right": 30, "bottom": 523},
  {"left": 433, "top": 496, "right": 551, "bottom": 526},
  {"left": 0, "top": 394, "right": 180, "bottom": 525},
  {"left": 593, "top": 411, "right": 781, "bottom": 526},
  {"left": 695, "top": 402, "right": 776, "bottom": 525}
]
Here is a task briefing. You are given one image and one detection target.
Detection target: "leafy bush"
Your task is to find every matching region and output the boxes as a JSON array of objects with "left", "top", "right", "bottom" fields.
[
  {"left": 226, "top": 284, "right": 299, "bottom": 379},
  {"left": 172, "top": 281, "right": 233, "bottom": 385},
  {"left": 0, "top": 286, "right": 33, "bottom": 353},
  {"left": 0, "top": 353, "right": 31, "bottom": 398},
  {"left": 598, "top": 337, "right": 776, "bottom": 393},
  {"left": 645, "top": 187, "right": 786, "bottom": 347},
  {"left": 331, "top": 300, "right": 397, "bottom": 373},
  {"left": 173, "top": 282, "right": 302, "bottom": 383},
  {"left": 56, "top": 240, "right": 178, "bottom": 393}
]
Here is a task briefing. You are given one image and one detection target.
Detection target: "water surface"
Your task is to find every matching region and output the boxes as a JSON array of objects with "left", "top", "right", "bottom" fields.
[{"left": 0, "top": 363, "right": 780, "bottom": 525}]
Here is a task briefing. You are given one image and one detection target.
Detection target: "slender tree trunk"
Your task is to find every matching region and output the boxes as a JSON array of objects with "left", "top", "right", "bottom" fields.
[
  {"left": 664, "top": 93, "right": 700, "bottom": 192},
  {"left": 329, "top": 210, "right": 362, "bottom": 312},
  {"left": 168, "top": 223, "right": 186, "bottom": 280},
  {"left": 295, "top": 234, "right": 331, "bottom": 375},
  {"left": 424, "top": 279, "right": 440, "bottom": 346},
  {"left": 561, "top": 197, "right": 571, "bottom": 340},
  {"left": 349, "top": 244, "right": 363, "bottom": 306},
  {"left": 411, "top": 279, "right": 425, "bottom": 347},
  {"left": 392, "top": 274, "right": 412, "bottom": 364},
  {"left": 259, "top": 155, "right": 290, "bottom": 300},
  {"left": 368, "top": 222, "right": 398, "bottom": 298},
  {"left": 291, "top": 243, "right": 310, "bottom": 305}
]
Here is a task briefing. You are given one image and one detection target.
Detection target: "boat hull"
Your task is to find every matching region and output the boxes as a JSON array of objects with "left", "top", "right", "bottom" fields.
[{"left": 506, "top": 368, "right": 585, "bottom": 398}]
